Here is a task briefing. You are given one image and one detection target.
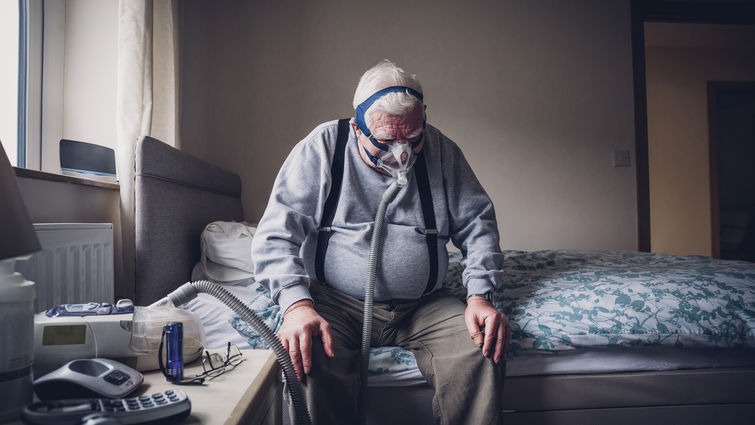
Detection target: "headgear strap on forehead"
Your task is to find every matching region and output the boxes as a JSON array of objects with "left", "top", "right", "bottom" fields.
[{"left": 355, "top": 86, "right": 424, "bottom": 137}]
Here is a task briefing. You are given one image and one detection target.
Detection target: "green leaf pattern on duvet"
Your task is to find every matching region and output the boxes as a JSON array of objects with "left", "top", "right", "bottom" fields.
[{"left": 229, "top": 250, "right": 755, "bottom": 374}]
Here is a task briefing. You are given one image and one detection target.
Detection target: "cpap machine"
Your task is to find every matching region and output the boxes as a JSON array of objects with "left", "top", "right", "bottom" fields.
[{"left": 32, "top": 299, "right": 203, "bottom": 378}]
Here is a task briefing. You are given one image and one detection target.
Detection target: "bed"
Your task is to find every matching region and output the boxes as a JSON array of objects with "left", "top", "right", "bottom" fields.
[{"left": 134, "top": 136, "right": 755, "bottom": 425}]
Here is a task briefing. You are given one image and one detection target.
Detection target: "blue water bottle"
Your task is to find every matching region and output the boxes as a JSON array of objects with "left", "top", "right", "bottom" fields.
[{"left": 164, "top": 322, "right": 184, "bottom": 381}]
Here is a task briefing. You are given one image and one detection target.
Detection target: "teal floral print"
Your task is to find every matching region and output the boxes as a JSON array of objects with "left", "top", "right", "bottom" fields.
[{"left": 228, "top": 249, "right": 755, "bottom": 375}]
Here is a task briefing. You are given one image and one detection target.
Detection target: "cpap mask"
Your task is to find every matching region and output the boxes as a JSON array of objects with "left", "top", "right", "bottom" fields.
[
  {"left": 355, "top": 86, "right": 425, "bottom": 186},
  {"left": 362, "top": 135, "right": 422, "bottom": 186}
]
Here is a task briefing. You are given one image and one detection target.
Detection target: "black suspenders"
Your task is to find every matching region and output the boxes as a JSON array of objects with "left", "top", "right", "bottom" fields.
[
  {"left": 315, "top": 119, "right": 350, "bottom": 284},
  {"left": 413, "top": 151, "right": 439, "bottom": 295},
  {"left": 315, "top": 119, "right": 439, "bottom": 295}
]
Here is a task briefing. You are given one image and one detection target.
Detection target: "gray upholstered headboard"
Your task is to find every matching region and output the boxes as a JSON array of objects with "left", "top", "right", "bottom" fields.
[{"left": 134, "top": 136, "right": 244, "bottom": 305}]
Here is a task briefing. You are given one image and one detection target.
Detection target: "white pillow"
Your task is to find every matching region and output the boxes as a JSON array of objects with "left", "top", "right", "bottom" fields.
[{"left": 191, "top": 221, "right": 256, "bottom": 284}]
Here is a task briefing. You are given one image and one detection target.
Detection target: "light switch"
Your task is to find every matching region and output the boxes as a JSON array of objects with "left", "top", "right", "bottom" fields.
[{"left": 613, "top": 149, "right": 630, "bottom": 167}]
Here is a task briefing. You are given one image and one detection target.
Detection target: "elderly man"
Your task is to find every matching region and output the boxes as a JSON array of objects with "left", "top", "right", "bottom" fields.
[{"left": 252, "top": 60, "right": 507, "bottom": 424}]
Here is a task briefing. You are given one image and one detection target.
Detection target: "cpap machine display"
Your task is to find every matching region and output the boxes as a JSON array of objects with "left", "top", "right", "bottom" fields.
[{"left": 33, "top": 298, "right": 204, "bottom": 378}]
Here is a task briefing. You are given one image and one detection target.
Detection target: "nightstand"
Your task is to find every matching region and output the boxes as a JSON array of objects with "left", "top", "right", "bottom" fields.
[
  {"left": 138, "top": 349, "right": 282, "bottom": 425},
  {"left": 4, "top": 350, "right": 281, "bottom": 425},
  {"left": 140, "top": 350, "right": 283, "bottom": 425}
]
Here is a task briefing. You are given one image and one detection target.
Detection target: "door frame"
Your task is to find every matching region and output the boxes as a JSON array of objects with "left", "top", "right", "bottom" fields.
[{"left": 630, "top": 0, "right": 755, "bottom": 252}]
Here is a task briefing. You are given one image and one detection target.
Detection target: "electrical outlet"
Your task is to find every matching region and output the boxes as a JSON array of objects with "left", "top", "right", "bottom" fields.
[{"left": 613, "top": 149, "right": 630, "bottom": 167}]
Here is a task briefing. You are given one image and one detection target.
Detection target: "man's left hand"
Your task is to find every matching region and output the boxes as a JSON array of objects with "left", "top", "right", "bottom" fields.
[{"left": 465, "top": 297, "right": 510, "bottom": 363}]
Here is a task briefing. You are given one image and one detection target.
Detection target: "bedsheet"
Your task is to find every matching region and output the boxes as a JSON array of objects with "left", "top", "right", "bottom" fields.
[{"left": 183, "top": 249, "right": 755, "bottom": 379}]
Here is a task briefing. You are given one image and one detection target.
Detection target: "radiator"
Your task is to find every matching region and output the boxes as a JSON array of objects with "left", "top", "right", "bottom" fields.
[{"left": 14, "top": 223, "right": 115, "bottom": 312}]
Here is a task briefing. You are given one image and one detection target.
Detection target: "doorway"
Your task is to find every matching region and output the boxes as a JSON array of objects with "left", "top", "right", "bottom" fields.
[
  {"left": 709, "top": 83, "right": 755, "bottom": 261},
  {"left": 630, "top": 0, "right": 755, "bottom": 255}
]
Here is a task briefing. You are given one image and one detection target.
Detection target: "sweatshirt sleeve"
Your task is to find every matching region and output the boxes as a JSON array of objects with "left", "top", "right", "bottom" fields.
[
  {"left": 251, "top": 123, "right": 336, "bottom": 313},
  {"left": 441, "top": 137, "right": 505, "bottom": 297}
]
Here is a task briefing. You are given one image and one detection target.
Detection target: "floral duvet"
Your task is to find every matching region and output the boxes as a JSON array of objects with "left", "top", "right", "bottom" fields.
[{"left": 229, "top": 250, "right": 755, "bottom": 376}]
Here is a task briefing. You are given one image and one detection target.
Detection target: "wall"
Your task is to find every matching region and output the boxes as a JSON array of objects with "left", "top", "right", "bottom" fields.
[
  {"left": 15, "top": 176, "right": 125, "bottom": 300},
  {"left": 645, "top": 23, "right": 755, "bottom": 256},
  {"left": 180, "top": 0, "right": 638, "bottom": 251}
]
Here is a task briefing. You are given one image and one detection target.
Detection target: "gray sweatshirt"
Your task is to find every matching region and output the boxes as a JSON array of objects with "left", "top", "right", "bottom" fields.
[{"left": 251, "top": 120, "right": 504, "bottom": 314}]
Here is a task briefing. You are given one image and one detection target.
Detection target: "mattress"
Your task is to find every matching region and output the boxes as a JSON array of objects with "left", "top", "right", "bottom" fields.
[
  {"left": 365, "top": 345, "right": 755, "bottom": 386},
  {"left": 183, "top": 249, "right": 755, "bottom": 384}
]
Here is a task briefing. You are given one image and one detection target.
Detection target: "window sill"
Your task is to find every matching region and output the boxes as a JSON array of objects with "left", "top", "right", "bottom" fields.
[{"left": 14, "top": 167, "right": 120, "bottom": 191}]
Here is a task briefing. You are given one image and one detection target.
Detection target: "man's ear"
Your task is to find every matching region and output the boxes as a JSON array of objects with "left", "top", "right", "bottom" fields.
[{"left": 350, "top": 118, "right": 360, "bottom": 134}]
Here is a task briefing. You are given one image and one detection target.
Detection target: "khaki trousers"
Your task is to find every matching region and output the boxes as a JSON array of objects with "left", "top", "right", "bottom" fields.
[{"left": 287, "top": 283, "right": 504, "bottom": 425}]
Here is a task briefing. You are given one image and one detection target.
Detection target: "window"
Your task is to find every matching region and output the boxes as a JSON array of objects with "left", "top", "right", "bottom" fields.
[
  {"left": 1, "top": 0, "right": 118, "bottom": 175},
  {"left": 0, "top": 0, "right": 22, "bottom": 166}
]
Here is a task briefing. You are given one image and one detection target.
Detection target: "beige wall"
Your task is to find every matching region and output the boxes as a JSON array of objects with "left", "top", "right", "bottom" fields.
[
  {"left": 180, "top": 0, "right": 638, "bottom": 251},
  {"left": 645, "top": 23, "right": 755, "bottom": 256}
]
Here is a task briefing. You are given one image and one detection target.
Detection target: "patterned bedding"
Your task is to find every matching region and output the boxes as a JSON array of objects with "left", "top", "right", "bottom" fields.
[{"left": 225, "top": 250, "right": 755, "bottom": 376}]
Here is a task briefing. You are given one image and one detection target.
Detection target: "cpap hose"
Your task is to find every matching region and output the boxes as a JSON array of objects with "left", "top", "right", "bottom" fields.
[
  {"left": 153, "top": 280, "right": 312, "bottom": 425},
  {"left": 359, "top": 179, "right": 402, "bottom": 424}
]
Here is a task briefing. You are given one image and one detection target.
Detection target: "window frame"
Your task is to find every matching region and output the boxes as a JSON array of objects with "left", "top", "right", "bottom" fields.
[
  {"left": 25, "top": 0, "right": 44, "bottom": 171},
  {"left": 7, "top": 0, "right": 63, "bottom": 172},
  {"left": 17, "top": 0, "right": 27, "bottom": 167},
  {"left": 11, "top": 0, "right": 44, "bottom": 170}
]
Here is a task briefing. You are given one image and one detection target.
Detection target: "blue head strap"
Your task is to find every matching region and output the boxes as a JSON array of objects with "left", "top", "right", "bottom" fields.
[{"left": 355, "top": 86, "right": 424, "bottom": 137}]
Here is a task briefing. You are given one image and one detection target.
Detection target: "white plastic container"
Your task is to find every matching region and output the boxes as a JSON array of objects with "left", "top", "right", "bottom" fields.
[{"left": 0, "top": 258, "right": 36, "bottom": 421}]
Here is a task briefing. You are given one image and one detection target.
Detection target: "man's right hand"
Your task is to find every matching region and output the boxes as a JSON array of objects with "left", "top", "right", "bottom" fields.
[{"left": 277, "top": 300, "right": 335, "bottom": 381}]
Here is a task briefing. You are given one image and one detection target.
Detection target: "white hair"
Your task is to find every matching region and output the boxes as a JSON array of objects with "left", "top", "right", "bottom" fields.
[{"left": 353, "top": 59, "right": 424, "bottom": 128}]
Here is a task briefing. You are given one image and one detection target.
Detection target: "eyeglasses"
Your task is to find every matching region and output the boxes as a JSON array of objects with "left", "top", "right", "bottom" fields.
[
  {"left": 367, "top": 130, "right": 424, "bottom": 151},
  {"left": 158, "top": 336, "right": 245, "bottom": 385},
  {"left": 198, "top": 342, "right": 245, "bottom": 380}
]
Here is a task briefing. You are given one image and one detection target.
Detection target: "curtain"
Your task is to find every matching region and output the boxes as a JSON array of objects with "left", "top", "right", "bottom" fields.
[{"left": 116, "top": 0, "right": 180, "bottom": 298}]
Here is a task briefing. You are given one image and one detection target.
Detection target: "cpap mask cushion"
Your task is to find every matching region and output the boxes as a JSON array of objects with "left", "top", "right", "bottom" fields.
[
  {"left": 355, "top": 86, "right": 425, "bottom": 186},
  {"left": 362, "top": 138, "right": 420, "bottom": 186}
]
